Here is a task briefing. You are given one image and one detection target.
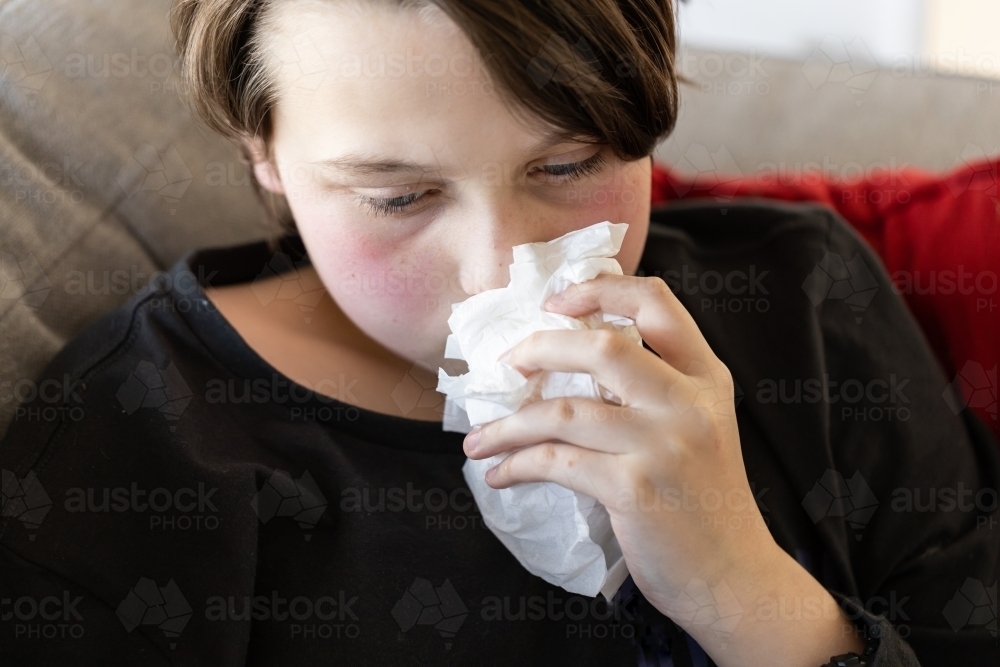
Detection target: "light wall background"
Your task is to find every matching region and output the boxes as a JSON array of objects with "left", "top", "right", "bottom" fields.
[{"left": 678, "top": 0, "right": 1000, "bottom": 79}]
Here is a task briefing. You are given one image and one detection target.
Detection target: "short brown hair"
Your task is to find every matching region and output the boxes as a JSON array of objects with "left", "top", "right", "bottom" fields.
[{"left": 170, "top": 0, "right": 680, "bottom": 236}]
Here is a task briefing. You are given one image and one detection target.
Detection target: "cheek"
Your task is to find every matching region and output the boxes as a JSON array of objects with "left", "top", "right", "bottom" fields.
[
  {"left": 567, "top": 168, "right": 650, "bottom": 273},
  {"left": 310, "top": 228, "right": 449, "bottom": 323},
  {"left": 571, "top": 185, "right": 646, "bottom": 224},
  {"left": 284, "top": 188, "right": 458, "bottom": 332}
]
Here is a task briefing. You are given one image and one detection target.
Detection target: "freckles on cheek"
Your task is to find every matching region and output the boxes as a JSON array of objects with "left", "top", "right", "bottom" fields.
[
  {"left": 571, "top": 186, "right": 643, "bottom": 223},
  {"left": 567, "top": 182, "right": 648, "bottom": 273}
]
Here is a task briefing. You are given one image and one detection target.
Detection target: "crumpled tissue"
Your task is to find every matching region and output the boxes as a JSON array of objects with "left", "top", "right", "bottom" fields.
[{"left": 436, "top": 220, "right": 641, "bottom": 599}]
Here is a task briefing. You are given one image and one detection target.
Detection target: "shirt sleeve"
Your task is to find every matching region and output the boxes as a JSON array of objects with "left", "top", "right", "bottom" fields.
[
  {"left": 0, "top": 543, "right": 168, "bottom": 664},
  {"left": 810, "top": 211, "right": 1000, "bottom": 667},
  {"left": 831, "top": 590, "right": 920, "bottom": 666}
]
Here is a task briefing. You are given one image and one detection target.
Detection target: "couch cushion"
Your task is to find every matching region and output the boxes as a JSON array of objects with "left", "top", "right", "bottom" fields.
[
  {"left": 0, "top": 0, "right": 268, "bottom": 438},
  {"left": 655, "top": 46, "right": 1000, "bottom": 175}
]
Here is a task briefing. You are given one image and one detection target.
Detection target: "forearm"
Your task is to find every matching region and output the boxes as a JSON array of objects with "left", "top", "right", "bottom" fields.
[{"left": 672, "top": 541, "right": 866, "bottom": 667}]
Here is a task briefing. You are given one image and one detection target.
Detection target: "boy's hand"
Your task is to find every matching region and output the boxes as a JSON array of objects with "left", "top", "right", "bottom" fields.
[{"left": 462, "top": 273, "right": 864, "bottom": 667}]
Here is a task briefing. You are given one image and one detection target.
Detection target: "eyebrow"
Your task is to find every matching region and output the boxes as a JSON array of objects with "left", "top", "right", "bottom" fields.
[
  {"left": 310, "top": 132, "right": 587, "bottom": 176},
  {"left": 312, "top": 154, "right": 428, "bottom": 176}
]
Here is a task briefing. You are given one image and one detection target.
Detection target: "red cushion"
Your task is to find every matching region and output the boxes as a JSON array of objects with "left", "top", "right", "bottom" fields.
[{"left": 651, "top": 158, "right": 999, "bottom": 436}]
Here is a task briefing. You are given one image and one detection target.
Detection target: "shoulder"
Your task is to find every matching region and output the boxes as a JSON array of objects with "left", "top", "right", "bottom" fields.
[
  {"left": 0, "top": 258, "right": 256, "bottom": 630},
  {"left": 641, "top": 198, "right": 899, "bottom": 368},
  {"left": 645, "top": 197, "right": 862, "bottom": 265},
  {"left": 642, "top": 197, "right": 922, "bottom": 352},
  {"left": 646, "top": 199, "right": 1000, "bottom": 599},
  {"left": 643, "top": 198, "right": 968, "bottom": 456},
  {"left": 1, "top": 270, "right": 204, "bottom": 465}
]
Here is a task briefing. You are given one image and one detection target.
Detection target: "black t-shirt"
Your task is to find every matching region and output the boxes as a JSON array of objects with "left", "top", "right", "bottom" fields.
[{"left": 1, "top": 200, "right": 997, "bottom": 667}]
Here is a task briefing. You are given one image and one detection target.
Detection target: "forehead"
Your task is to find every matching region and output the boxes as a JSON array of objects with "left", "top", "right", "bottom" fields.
[{"left": 261, "top": 0, "right": 557, "bottom": 166}]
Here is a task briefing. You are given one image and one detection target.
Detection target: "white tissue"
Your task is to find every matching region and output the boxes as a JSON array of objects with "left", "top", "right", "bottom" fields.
[{"left": 436, "top": 220, "right": 641, "bottom": 599}]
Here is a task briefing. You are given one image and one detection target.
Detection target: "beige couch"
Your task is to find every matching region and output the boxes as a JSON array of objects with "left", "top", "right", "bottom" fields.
[{"left": 2, "top": 0, "right": 998, "bottom": 440}]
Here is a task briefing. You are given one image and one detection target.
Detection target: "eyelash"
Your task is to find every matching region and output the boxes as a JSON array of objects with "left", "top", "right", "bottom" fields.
[
  {"left": 357, "top": 150, "right": 608, "bottom": 217},
  {"left": 359, "top": 191, "right": 424, "bottom": 217},
  {"left": 536, "top": 150, "right": 607, "bottom": 180}
]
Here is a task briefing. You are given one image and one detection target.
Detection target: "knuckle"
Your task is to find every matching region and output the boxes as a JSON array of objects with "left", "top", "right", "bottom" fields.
[
  {"left": 537, "top": 442, "right": 559, "bottom": 466},
  {"left": 498, "top": 453, "right": 515, "bottom": 478},
  {"left": 714, "top": 359, "right": 734, "bottom": 386},
  {"left": 485, "top": 418, "right": 502, "bottom": 443},
  {"left": 593, "top": 329, "right": 626, "bottom": 361},
  {"left": 552, "top": 397, "right": 577, "bottom": 427},
  {"left": 710, "top": 359, "right": 735, "bottom": 399},
  {"left": 647, "top": 276, "right": 673, "bottom": 300},
  {"left": 678, "top": 404, "right": 724, "bottom": 450},
  {"left": 648, "top": 275, "right": 668, "bottom": 293},
  {"left": 620, "top": 457, "right": 657, "bottom": 497},
  {"left": 693, "top": 406, "right": 721, "bottom": 439}
]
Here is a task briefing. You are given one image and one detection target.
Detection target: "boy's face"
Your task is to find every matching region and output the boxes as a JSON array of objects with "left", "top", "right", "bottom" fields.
[{"left": 253, "top": 1, "right": 652, "bottom": 373}]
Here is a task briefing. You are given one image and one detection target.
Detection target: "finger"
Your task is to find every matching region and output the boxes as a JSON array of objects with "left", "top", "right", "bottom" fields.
[
  {"left": 499, "top": 328, "right": 678, "bottom": 409},
  {"left": 464, "top": 396, "right": 641, "bottom": 460},
  {"left": 484, "top": 441, "right": 618, "bottom": 502},
  {"left": 543, "top": 273, "right": 715, "bottom": 370}
]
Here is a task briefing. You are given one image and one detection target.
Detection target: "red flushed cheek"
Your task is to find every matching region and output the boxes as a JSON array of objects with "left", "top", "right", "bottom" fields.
[
  {"left": 323, "top": 244, "right": 452, "bottom": 322},
  {"left": 570, "top": 187, "right": 642, "bottom": 219},
  {"left": 568, "top": 186, "right": 649, "bottom": 273}
]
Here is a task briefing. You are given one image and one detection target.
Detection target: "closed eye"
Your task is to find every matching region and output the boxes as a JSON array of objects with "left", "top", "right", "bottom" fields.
[
  {"left": 356, "top": 190, "right": 429, "bottom": 217},
  {"left": 533, "top": 150, "right": 607, "bottom": 182},
  {"left": 354, "top": 148, "right": 610, "bottom": 217}
]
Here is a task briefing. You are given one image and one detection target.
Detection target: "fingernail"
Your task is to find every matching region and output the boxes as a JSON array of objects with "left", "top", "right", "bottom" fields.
[
  {"left": 497, "top": 348, "right": 513, "bottom": 363},
  {"left": 543, "top": 293, "right": 563, "bottom": 310},
  {"left": 485, "top": 465, "right": 496, "bottom": 483},
  {"left": 464, "top": 426, "right": 481, "bottom": 453}
]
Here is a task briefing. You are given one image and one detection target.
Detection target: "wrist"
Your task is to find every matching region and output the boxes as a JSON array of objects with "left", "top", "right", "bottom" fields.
[{"left": 665, "top": 541, "right": 865, "bottom": 667}]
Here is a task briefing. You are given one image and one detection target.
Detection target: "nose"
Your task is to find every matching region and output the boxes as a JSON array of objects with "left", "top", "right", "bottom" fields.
[{"left": 455, "top": 195, "right": 554, "bottom": 296}]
